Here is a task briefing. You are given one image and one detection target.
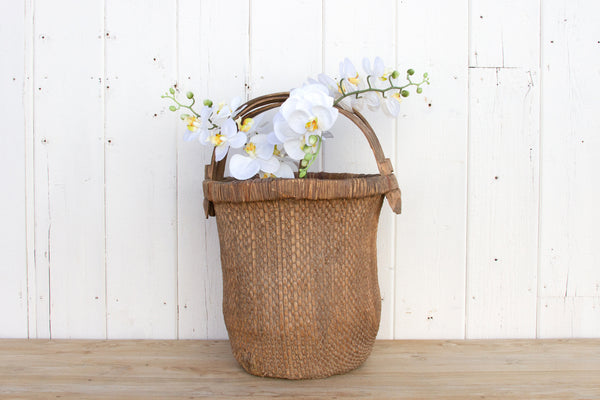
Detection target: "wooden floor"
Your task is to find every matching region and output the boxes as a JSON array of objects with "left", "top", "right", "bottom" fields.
[{"left": 1, "top": 339, "right": 599, "bottom": 399}]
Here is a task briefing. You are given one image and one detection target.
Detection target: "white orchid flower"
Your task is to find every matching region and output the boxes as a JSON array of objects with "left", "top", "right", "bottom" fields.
[
  {"left": 211, "top": 97, "right": 242, "bottom": 125},
  {"left": 200, "top": 117, "right": 246, "bottom": 161},
  {"left": 382, "top": 92, "right": 402, "bottom": 117},
  {"left": 229, "top": 134, "right": 281, "bottom": 180},
  {"left": 274, "top": 84, "right": 338, "bottom": 161}
]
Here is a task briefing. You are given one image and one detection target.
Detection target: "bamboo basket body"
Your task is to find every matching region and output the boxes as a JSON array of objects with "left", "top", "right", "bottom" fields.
[
  {"left": 203, "top": 93, "right": 402, "bottom": 379},
  {"left": 214, "top": 186, "right": 383, "bottom": 379}
]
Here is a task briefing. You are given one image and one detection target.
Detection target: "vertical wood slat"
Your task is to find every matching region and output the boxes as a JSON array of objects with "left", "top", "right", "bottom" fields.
[
  {"left": 177, "top": 0, "right": 251, "bottom": 339},
  {"left": 175, "top": 0, "right": 209, "bottom": 339},
  {"left": 104, "top": 0, "right": 178, "bottom": 339},
  {"left": 467, "top": 68, "right": 539, "bottom": 338},
  {"left": 393, "top": 0, "right": 468, "bottom": 339},
  {"left": 466, "top": 0, "right": 541, "bottom": 339},
  {"left": 469, "top": 0, "right": 540, "bottom": 68},
  {"left": 33, "top": 0, "right": 107, "bottom": 339},
  {"left": 538, "top": 0, "right": 600, "bottom": 337},
  {"left": 321, "top": 0, "right": 398, "bottom": 339},
  {"left": 0, "top": 0, "right": 28, "bottom": 338}
]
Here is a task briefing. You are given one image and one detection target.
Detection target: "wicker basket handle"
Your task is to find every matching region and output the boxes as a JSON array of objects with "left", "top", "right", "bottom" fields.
[{"left": 204, "top": 92, "right": 402, "bottom": 216}]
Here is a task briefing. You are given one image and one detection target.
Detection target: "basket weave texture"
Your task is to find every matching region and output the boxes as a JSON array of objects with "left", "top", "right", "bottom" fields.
[{"left": 203, "top": 93, "right": 402, "bottom": 379}]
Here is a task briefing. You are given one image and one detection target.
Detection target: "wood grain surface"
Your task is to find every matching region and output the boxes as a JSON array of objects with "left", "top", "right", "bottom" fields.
[{"left": 1, "top": 339, "right": 598, "bottom": 399}]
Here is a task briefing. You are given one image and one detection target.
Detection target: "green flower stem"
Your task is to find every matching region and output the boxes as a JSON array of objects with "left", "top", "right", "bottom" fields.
[
  {"left": 161, "top": 93, "right": 201, "bottom": 117},
  {"left": 333, "top": 74, "right": 429, "bottom": 106},
  {"left": 298, "top": 135, "right": 322, "bottom": 178}
]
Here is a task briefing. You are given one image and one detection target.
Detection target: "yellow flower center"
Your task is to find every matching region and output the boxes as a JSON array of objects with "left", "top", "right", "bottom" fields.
[
  {"left": 186, "top": 116, "right": 199, "bottom": 131},
  {"left": 392, "top": 93, "right": 403, "bottom": 103},
  {"left": 273, "top": 145, "right": 281, "bottom": 157},
  {"left": 348, "top": 73, "right": 360, "bottom": 85},
  {"left": 210, "top": 134, "right": 225, "bottom": 146},
  {"left": 244, "top": 142, "right": 256, "bottom": 156},
  {"left": 305, "top": 117, "right": 319, "bottom": 132},
  {"left": 237, "top": 117, "right": 254, "bottom": 132}
]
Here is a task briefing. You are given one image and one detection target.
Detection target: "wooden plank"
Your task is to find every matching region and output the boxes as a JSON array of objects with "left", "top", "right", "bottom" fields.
[
  {"left": 0, "top": 0, "right": 28, "bottom": 338},
  {"left": 176, "top": 0, "right": 250, "bottom": 339},
  {"left": 322, "top": 0, "right": 398, "bottom": 339},
  {"left": 104, "top": 0, "right": 178, "bottom": 339},
  {"left": 539, "top": 297, "right": 600, "bottom": 338},
  {"left": 469, "top": 0, "right": 540, "bottom": 68},
  {"left": 538, "top": 0, "right": 600, "bottom": 335},
  {"left": 249, "top": 0, "right": 322, "bottom": 97},
  {"left": 32, "top": 0, "right": 107, "bottom": 339},
  {"left": 0, "top": 339, "right": 599, "bottom": 399},
  {"left": 467, "top": 68, "right": 539, "bottom": 338},
  {"left": 175, "top": 0, "right": 209, "bottom": 340},
  {"left": 393, "top": 0, "right": 468, "bottom": 339}
]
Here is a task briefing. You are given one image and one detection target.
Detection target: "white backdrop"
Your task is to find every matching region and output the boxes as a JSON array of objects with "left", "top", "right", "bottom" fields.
[{"left": 1, "top": 0, "right": 599, "bottom": 339}]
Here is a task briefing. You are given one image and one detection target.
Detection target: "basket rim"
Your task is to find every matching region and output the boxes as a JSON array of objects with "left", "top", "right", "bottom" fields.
[{"left": 203, "top": 172, "right": 399, "bottom": 203}]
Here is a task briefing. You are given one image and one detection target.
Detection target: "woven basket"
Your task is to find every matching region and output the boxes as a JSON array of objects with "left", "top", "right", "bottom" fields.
[{"left": 203, "top": 92, "right": 402, "bottom": 379}]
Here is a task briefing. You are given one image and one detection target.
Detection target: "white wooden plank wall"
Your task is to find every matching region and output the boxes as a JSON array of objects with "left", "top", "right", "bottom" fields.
[{"left": 1, "top": 0, "right": 599, "bottom": 339}]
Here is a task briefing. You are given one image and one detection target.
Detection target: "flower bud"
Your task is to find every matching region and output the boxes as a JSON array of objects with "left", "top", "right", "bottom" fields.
[
  {"left": 407, "top": 69, "right": 415, "bottom": 76},
  {"left": 308, "top": 135, "right": 319, "bottom": 146},
  {"left": 203, "top": 99, "right": 213, "bottom": 107},
  {"left": 186, "top": 91, "right": 194, "bottom": 99},
  {"left": 179, "top": 113, "right": 189, "bottom": 120},
  {"left": 169, "top": 87, "right": 175, "bottom": 94},
  {"left": 299, "top": 170, "right": 307, "bottom": 178},
  {"left": 401, "top": 90, "right": 410, "bottom": 97},
  {"left": 391, "top": 70, "right": 400, "bottom": 79},
  {"left": 423, "top": 72, "right": 429, "bottom": 78},
  {"left": 169, "top": 105, "right": 177, "bottom": 112},
  {"left": 303, "top": 153, "right": 312, "bottom": 161},
  {"left": 416, "top": 87, "right": 423, "bottom": 94},
  {"left": 300, "top": 160, "right": 308, "bottom": 168}
]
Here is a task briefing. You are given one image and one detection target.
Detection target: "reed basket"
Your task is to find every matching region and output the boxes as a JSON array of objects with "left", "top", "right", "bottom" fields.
[{"left": 203, "top": 92, "right": 402, "bottom": 379}]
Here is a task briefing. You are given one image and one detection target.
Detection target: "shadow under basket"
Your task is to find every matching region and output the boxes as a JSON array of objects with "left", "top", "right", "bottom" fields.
[{"left": 202, "top": 93, "right": 402, "bottom": 379}]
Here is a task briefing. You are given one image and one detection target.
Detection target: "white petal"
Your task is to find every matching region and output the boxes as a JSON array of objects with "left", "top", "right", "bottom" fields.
[
  {"left": 364, "top": 91, "right": 381, "bottom": 110},
  {"left": 258, "top": 157, "right": 280, "bottom": 174},
  {"left": 362, "top": 57, "right": 372, "bottom": 75},
  {"left": 373, "top": 57, "right": 385, "bottom": 77},
  {"left": 273, "top": 114, "right": 298, "bottom": 142},
  {"left": 229, "top": 96, "right": 242, "bottom": 113},
  {"left": 221, "top": 118, "right": 237, "bottom": 138},
  {"left": 286, "top": 109, "right": 311, "bottom": 134},
  {"left": 229, "top": 154, "right": 260, "bottom": 180},
  {"left": 383, "top": 97, "right": 401, "bottom": 117},
  {"left": 274, "top": 162, "right": 295, "bottom": 178},
  {"left": 228, "top": 131, "right": 247, "bottom": 149},
  {"left": 283, "top": 139, "right": 306, "bottom": 160},
  {"left": 344, "top": 58, "right": 357, "bottom": 77},
  {"left": 214, "top": 143, "right": 229, "bottom": 161},
  {"left": 267, "top": 131, "right": 282, "bottom": 145},
  {"left": 311, "top": 105, "right": 339, "bottom": 131}
]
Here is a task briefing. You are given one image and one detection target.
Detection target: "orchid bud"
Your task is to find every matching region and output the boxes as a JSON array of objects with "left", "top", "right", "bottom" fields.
[
  {"left": 203, "top": 99, "right": 213, "bottom": 107},
  {"left": 169, "top": 87, "right": 175, "bottom": 94},
  {"left": 308, "top": 135, "right": 318, "bottom": 146},
  {"left": 179, "top": 113, "right": 189, "bottom": 120},
  {"left": 300, "top": 159, "right": 308, "bottom": 168},
  {"left": 169, "top": 105, "right": 177, "bottom": 112},
  {"left": 423, "top": 72, "right": 429, "bottom": 78},
  {"left": 416, "top": 87, "right": 423, "bottom": 94},
  {"left": 299, "top": 170, "right": 307, "bottom": 178},
  {"left": 186, "top": 91, "right": 194, "bottom": 99},
  {"left": 401, "top": 90, "right": 410, "bottom": 97},
  {"left": 407, "top": 69, "right": 415, "bottom": 76},
  {"left": 303, "top": 153, "right": 312, "bottom": 161},
  {"left": 391, "top": 70, "right": 400, "bottom": 79}
]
